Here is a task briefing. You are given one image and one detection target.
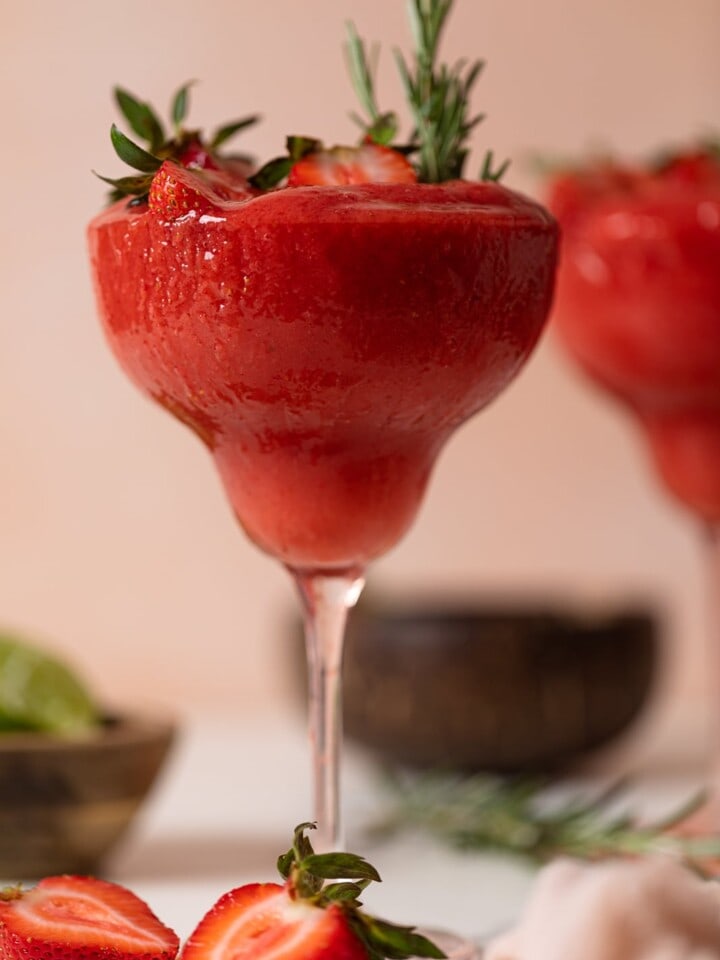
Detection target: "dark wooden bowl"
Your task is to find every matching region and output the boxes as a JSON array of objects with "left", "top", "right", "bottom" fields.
[
  {"left": 0, "top": 711, "right": 176, "bottom": 879},
  {"left": 338, "top": 602, "right": 657, "bottom": 772}
]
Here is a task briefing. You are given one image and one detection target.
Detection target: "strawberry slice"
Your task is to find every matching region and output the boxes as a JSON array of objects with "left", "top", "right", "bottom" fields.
[
  {"left": 0, "top": 875, "right": 180, "bottom": 960},
  {"left": 180, "top": 823, "right": 443, "bottom": 960},
  {"left": 287, "top": 144, "right": 417, "bottom": 186},
  {"left": 182, "top": 883, "right": 365, "bottom": 960}
]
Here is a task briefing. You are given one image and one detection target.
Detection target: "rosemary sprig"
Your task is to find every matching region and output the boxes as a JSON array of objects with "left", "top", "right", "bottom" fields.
[
  {"left": 345, "top": 23, "right": 399, "bottom": 148},
  {"left": 346, "top": 0, "right": 508, "bottom": 183},
  {"left": 375, "top": 772, "right": 720, "bottom": 876}
]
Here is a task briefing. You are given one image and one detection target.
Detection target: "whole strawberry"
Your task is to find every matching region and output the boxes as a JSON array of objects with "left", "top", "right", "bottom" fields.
[
  {"left": 181, "top": 823, "right": 444, "bottom": 960},
  {"left": 0, "top": 875, "right": 180, "bottom": 960}
]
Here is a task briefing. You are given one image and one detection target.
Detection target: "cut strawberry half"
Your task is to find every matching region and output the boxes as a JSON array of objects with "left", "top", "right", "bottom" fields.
[
  {"left": 95, "top": 82, "right": 259, "bottom": 206},
  {"left": 180, "top": 823, "right": 443, "bottom": 960},
  {"left": 148, "top": 160, "right": 251, "bottom": 219},
  {"left": 0, "top": 875, "right": 180, "bottom": 960},
  {"left": 287, "top": 144, "right": 417, "bottom": 186},
  {"left": 181, "top": 883, "right": 365, "bottom": 960}
]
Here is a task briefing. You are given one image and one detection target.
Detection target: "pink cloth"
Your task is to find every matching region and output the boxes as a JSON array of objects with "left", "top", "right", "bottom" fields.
[{"left": 486, "top": 858, "right": 720, "bottom": 960}]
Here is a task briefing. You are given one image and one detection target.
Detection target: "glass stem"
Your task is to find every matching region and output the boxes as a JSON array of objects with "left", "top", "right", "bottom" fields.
[
  {"left": 293, "top": 568, "right": 365, "bottom": 852},
  {"left": 705, "top": 524, "right": 720, "bottom": 755}
]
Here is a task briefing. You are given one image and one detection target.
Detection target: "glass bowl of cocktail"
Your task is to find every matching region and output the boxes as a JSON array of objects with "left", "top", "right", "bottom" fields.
[
  {"left": 88, "top": 2, "right": 558, "bottom": 954},
  {"left": 546, "top": 146, "right": 720, "bottom": 774}
]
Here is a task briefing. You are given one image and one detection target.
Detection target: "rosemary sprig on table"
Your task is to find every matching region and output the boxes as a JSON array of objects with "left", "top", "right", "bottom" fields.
[
  {"left": 346, "top": 0, "right": 509, "bottom": 183},
  {"left": 375, "top": 773, "right": 720, "bottom": 875}
]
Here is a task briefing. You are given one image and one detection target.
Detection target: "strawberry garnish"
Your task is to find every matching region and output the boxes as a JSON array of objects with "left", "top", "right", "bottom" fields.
[
  {"left": 148, "top": 160, "right": 252, "bottom": 220},
  {"left": 95, "top": 82, "right": 259, "bottom": 205},
  {"left": 547, "top": 144, "right": 720, "bottom": 225},
  {"left": 96, "top": 1, "right": 511, "bottom": 204},
  {"left": 181, "top": 883, "right": 364, "bottom": 960},
  {"left": 0, "top": 875, "right": 179, "bottom": 960},
  {"left": 182, "top": 823, "right": 444, "bottom": 960},
  {"left": 287, "top": 144, "right": 417, "bottom": 187},
  {"left": 655, "top": 146, "right": 720, "bottom": 186},
  {"left": 245, "top": 0, "right": 508, "bottom": 190},
  {"left": 249, "top": 138, "right": 416, "bottom": 190}
]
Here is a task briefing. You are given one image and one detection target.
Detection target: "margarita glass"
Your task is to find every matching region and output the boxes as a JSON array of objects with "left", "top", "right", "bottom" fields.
[{"left": 89, "top": 174, "right": 557, "bottom": 853}]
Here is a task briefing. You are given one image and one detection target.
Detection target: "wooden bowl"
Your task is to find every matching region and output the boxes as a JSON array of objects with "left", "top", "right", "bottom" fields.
[
  {"left": 339, "top": 602, "right": 657, "bottom": 771},
  {"left": 0, "top": 711, "right": 175, "bottom": 879}
]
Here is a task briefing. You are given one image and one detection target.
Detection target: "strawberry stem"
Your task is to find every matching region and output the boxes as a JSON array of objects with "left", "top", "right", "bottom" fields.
[
  {"left": 0, "top": 884, "right": 24, "bottom": 902},
  {"left": 276, "top": 824, "right": 445, "bottom": 959}
]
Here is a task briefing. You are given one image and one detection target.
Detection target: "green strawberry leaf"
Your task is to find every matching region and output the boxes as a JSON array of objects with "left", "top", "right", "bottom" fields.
[
  {"left": 276, "top": 849, "right": 294, "bottom": 879},
  {"left": 114, "top": 87, "right": 165, "bottom": 152},
  {"left": 365, "top": 112, "right": 398, "bottom": 146},
  {"left": 287, "top": 135, "right": 322, "bottom": 161},
  {"left": 93, "top": 171, "right": 152, "bottom": 196},
  {"left": 248, "top": 155, "right": 293, "bottom": 189},
  {"left": 171, "top": 81, "right": 195, "bottom": 130},
  {"left": 293, "top": 821, "right": 317, "bottom": 858},
  {"left": 358, "top": 918, "right": 447, "bottom": 960},
  {"left": 320, "top": 881, "right": 365, "bottom": 903},
  {"left": 278, "top": 821, "right": 316, "bottom": 877},
  {"left": 210, "top": 115, "right": 261, "bottom": 150},
  {"left": 249, "top": 136, "right": 321, "bottom": 190},
  {"left": 98, "top": 82, "right": 261, "bottom": 205},
  {"left": 302, "top": 852, "right": 381, "bottom": 882},
  {"left": 110, "top": 125, "right": 162, "bottom": 173},
  {"left": 278, "top": 825, "right": 445, "bottom": 960}
]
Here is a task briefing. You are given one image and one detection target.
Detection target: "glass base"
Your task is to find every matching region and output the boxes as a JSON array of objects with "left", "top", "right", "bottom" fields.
[{"left": 419, "top": 929, "right": 481, "bottom": 960}]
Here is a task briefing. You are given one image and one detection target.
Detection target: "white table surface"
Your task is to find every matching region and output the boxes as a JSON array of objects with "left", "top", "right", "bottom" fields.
[
  {"left": 100, "top": 708, "right": 706, "bottom": 948},
  {"left": 105, "top": 709, "right": 538, "bottom": 945}
]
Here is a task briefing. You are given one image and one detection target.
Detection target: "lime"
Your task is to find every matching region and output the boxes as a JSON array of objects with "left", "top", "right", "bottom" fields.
[{"left": 0, "top": 634, "right": 100, "bottom": 734}]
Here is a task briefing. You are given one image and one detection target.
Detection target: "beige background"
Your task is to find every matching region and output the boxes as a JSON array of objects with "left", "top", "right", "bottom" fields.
[{"left": 0, "top": 1, "right": 718, "bottom": 759}]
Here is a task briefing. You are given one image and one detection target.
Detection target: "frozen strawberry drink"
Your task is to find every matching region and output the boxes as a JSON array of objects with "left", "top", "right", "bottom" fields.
[
  {"left": 89, "top": 175, "right": 556, "bottom": 572},
  {"left": 548, "top": 150, "right": 720, "bottom": 520}
]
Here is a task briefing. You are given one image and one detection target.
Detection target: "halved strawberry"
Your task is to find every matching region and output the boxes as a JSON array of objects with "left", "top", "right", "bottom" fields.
[
  {"left": 0, "top": 875, "right": 180, "bottom": 960},
  {"left": 96, "top": 82, "right": 260, "bottom": 206},
  {"left": 181, "top": 823, "right": 443, "bottom": 960},
  {"left": 182, "top": 883, "right": 364, "bottom": 960},
  {"left": 148, "top": 160, "right": 251, "bottom": 219},
  {"left": 287, "top": 144, "right": 417, "bottom": 186}
]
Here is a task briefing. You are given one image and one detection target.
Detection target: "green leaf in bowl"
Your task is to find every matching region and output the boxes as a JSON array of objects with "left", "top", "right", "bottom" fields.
[{"left": 0, "top": 634, "right": 100, "bottom": 735}]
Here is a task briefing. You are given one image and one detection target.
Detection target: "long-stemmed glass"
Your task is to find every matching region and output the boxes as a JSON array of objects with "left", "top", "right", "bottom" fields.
[{"left": 89, "top": 176, "right": 557, "bottom": 855}]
